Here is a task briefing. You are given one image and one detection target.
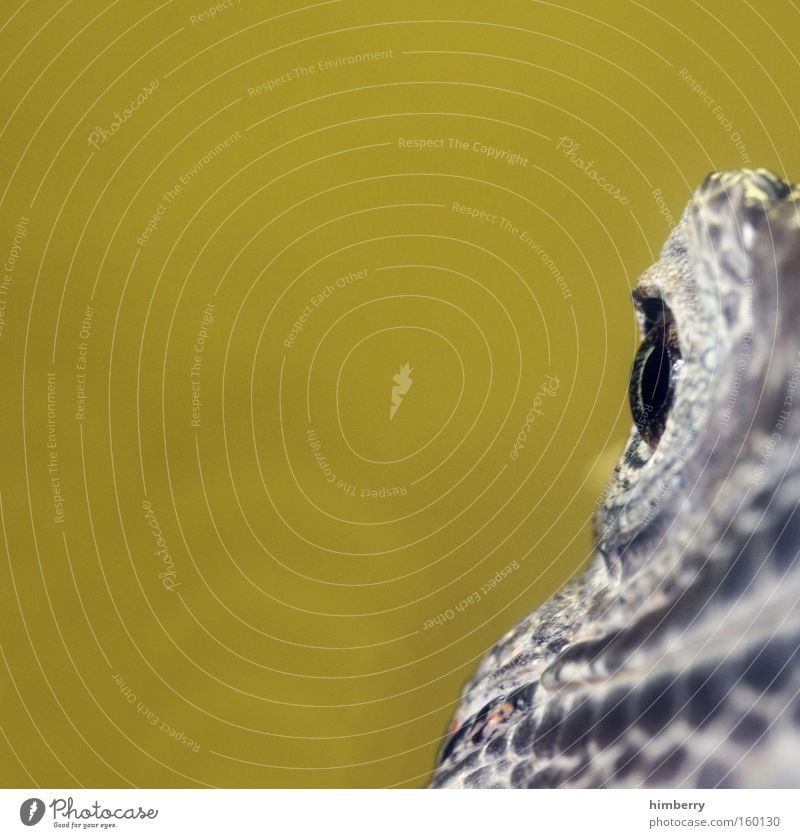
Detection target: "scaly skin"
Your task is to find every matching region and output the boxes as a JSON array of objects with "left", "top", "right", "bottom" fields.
[{"left": 431, "top": 169, "right": 800, "bottom": 788}]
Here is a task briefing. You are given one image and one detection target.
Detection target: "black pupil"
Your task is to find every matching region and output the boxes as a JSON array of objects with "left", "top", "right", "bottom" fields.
[
  {"left": 628, "top": 304, "right": 680, "bottom": 449},
  {"left": 641, "top": 341, "right": 671, "bottom": 414}
]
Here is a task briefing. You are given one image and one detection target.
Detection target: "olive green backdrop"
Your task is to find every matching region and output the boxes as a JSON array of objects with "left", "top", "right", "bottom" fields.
[{"left": 1, "top": 0, "right": 799, "bottom": 788}]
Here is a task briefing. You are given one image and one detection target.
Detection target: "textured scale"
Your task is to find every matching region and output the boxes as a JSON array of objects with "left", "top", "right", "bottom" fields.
[{"left": 430, "top": 169, "right": 800, "bottom": 789}]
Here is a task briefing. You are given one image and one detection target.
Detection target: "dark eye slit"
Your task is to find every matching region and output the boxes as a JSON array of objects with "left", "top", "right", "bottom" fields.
[{"left": 628, "top": 297, "right": 681, "bottom": 449}]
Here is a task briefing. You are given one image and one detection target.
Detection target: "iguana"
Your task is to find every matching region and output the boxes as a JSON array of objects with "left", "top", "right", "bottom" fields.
[{"left": 431, "top": 169, "right": 800, "bottom": 788}]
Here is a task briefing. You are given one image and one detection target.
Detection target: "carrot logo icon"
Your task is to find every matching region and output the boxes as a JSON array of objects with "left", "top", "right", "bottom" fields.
[
  {"left": 390, "top": 363, "right": 413, "bottom": 420},
  {"left": 19, "top": 798, "right": 45, "bottom": 826}
]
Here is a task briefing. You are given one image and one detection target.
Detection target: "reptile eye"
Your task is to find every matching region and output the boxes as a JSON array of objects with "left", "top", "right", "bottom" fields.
[{"left": 629, "top": 305, "right": 681, "bottom": 448}]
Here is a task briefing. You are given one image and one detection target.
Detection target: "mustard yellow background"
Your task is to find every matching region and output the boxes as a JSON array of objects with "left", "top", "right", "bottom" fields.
[{"left": 1, "top": 0, "right": 798, "bottom": 788}]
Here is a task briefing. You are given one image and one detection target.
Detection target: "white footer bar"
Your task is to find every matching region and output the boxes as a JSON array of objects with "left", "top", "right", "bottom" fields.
[{"left": 2, "top": 789, "right": 796, "bottom": 837}]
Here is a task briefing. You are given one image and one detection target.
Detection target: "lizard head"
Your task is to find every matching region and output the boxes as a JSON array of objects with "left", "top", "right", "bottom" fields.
[
  {"left": 432, "top": 169, "right": 800, "bottom": 789},
  {"left": 596, "top": 168, "right": 800, "bottom": 578}
]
